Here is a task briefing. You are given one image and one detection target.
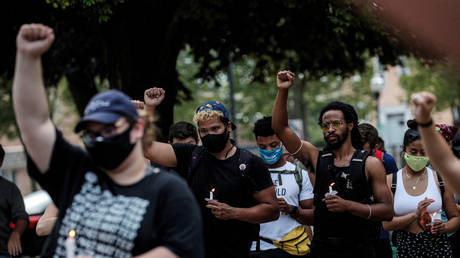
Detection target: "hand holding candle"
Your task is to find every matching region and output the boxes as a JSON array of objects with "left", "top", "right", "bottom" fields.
[
  {"left": 66, "top": 229, "right": 76, "bottom": 258},
  {"left": 210, "top": 188, "right": 215, "bottom": 200},
  {"left": 205, "top": 188, "right": 216, "bottom": 201},
  {"left": 325, "top": 182, "right": 338, "bottom": 197}
]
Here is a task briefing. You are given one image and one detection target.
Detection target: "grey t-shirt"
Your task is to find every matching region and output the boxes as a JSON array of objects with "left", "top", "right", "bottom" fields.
[{"left": 0, "top": 177, "right": 28, "bottom": 255}]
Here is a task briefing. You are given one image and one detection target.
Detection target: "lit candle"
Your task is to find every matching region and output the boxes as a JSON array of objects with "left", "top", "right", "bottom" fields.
[
  {"left": 329, "top": 182, "right": 335, "bottom": 194},
  {"left": 66, "top": 229, "right": 76, "bottom": 258},
  {"left": 209, "top": 188, "right": 215, "bottom": 200}
]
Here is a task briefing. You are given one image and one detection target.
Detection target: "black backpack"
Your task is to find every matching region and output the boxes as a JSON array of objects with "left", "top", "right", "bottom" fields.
[{"left": 315, "top": 149, "right": 381, "bottom": 240}]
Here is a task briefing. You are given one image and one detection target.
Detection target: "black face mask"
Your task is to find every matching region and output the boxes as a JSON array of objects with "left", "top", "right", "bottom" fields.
[
  {"left": 84, "top": 126, "right": 136, "bottom": 170},
  {"left": 201, "top": 127, "right": 230, "bottom": 153}
]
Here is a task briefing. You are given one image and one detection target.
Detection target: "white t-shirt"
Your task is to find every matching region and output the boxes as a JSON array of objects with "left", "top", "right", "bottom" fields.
[{"left": 251, "top": 161, "right": 314, "bottom": 251}]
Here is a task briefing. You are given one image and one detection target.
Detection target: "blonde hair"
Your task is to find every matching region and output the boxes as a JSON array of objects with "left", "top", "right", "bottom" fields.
[{"left": 193, "top": 110, "right": 224, "bottom": 124}]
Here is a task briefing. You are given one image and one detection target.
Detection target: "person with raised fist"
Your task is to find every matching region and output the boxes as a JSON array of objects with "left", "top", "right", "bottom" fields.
[
  {"left": 13, "top": 24, "right": 203, "bottom": 258},
  {"left": 411, "top": 92, "right": 460, "bottom": 196}
]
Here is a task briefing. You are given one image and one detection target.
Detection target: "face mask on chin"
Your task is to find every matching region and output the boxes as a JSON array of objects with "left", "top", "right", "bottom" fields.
[
  {"left": 84, "top": 126, "right": 136, "bottom": 171},
  {"left": 404, "top": 152, "right": 429, "bottom": 172},
  {"left": 200, "top": 127, "right": 230, "bottom": 153}
]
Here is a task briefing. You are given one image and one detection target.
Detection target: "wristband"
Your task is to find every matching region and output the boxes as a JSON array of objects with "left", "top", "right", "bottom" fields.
[
  {"left": 417, "top": 119, "right": 433, "bottom": 128},
  {"left": 289, "top": 206, "right": 299, "bottom": 219},
  {"left": 366, "top": 204, "right": 372, "bottom": 220},
  {"left": 288, "top": 141, "right": 303, "bottom": 156}
]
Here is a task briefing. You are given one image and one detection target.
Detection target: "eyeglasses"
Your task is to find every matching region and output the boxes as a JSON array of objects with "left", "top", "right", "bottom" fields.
[
  {"left": 320, "top": 120, "right": 344, "bottom": 132},
  {"left": 81, "top": 123, "right": 132, "bottom": 147}
]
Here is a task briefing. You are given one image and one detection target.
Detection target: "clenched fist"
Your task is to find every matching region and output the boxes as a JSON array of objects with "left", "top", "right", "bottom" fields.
[
  {"left": 144, "top": 87, "right": 165, "bottom": 108},
  {"left": 277, "top": 70, "right": 295, "bottom": 89},
  {"left": 16, "top": 24, "right": 54, "bottom": 58},
  {"left": 411, "top": 92, "right": 437, "bottom": 124}
]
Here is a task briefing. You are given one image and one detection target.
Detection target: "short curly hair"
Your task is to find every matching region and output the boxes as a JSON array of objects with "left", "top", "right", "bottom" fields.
[
  {"left": 253, "top": 116, "right": 275, "bottom": 138},
  {"left": 358, "top": 123, "right": 379, "bottom": 150},
  {"left": 168, "top": 121, "right": 198, "bottom": 143}
]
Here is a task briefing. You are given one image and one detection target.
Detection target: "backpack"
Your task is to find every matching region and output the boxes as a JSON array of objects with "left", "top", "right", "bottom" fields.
[{"left": 315, "top": 149, "right": 381, "bottom": 240}]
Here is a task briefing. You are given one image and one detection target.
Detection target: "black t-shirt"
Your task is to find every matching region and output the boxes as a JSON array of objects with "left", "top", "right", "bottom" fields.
[
  {"left": 0, "top": 177, "right": 29, "bottom": 255},
  {"left": 172, "top": 143, "right": 273, "bottom": 258},
  {"left": 26, "top": 129, "right": 204, "bottom": 258}
]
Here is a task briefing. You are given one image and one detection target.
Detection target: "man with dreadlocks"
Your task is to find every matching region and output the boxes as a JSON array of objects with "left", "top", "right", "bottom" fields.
[{"left": 272, "top": 71, "right": 393, "bottom": 258}]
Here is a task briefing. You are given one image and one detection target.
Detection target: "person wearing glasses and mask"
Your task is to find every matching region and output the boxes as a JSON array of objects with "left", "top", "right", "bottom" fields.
[
  {"left": 382, "top": 120, "right": 459, "bottom": 257},
  {"left": 272, "top": 71, "right": 393, "bottom": 258},
  {"left": 12, "top": 24, "right": 203, "bottom": 258}
]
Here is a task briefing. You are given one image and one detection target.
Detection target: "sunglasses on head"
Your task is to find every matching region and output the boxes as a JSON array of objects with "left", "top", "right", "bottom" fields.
[{"left": 319, "top": 120, "right": 344, "bottom": 132}]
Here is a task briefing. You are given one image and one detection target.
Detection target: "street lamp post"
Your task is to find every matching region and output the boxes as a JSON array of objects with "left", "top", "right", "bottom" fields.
[{"left": 370, "top": 73, "right": 385, "bottom": 126}]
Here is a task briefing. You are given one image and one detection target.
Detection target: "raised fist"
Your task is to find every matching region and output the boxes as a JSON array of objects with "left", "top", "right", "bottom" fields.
[
  {"left": 411, "top": 92, "right": 437, "bottom": 124},
  {"left": 131, "top": 100, "right": 145, "bottom": 111},
  {"left": 16, "top": 24, "right": 54, "bottom": 58},
  {"left": 144, "top": 87, "right": 165, "bottom": 107},
  {"left": 277, "top": 70, "right": 295, "bottom": 89}
]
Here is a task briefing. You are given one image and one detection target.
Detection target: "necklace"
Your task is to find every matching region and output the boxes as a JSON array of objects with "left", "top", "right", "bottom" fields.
[
  {"left": 224, "top": 145, "right": 234, "bottom": 159},
  {"left": 405, "top": 167, "right": 426, "bottom": 190}
]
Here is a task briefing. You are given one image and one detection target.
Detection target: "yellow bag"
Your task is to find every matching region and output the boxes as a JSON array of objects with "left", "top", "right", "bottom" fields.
[{"left": 272, "top": 226, "right": 311, "bottom": 256}]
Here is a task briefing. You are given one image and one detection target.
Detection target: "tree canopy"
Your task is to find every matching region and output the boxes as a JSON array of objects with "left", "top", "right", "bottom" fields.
[{"left": 1, "top": 0, "right": 408, "bottom": 140}]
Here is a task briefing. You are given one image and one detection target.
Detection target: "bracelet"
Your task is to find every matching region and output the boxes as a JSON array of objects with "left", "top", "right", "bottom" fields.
[
  {"left": 366, "top": 204, "right": 372, "bottom": 220},
  {"left": 288, "top": 141, "right": 303, "bottom": 156},
  {"left": 289, "top": 206, "right": 299, "bottom": 219},
  {"left": 417, "top": 119, "right": 433, "bottom": 128}
]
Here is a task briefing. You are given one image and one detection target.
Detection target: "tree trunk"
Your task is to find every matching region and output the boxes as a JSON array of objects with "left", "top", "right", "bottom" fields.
[{"left": 102, "top": 0, "right": 185, "bottom": 142}]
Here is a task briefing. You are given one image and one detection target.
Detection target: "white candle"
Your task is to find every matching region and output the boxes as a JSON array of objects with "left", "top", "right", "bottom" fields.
[
  {"left": 329, "top": 182, "right": 335, "bottom": 193},
  {"left": 66, "top": 229, "right": 76, "bottom": 258},
  {"left": 209, "top": 188, "right": 215, "bottom": 200}
]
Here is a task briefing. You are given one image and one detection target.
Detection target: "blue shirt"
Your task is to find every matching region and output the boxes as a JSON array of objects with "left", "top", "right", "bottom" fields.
[
  {"left": 372, "top": 151, "right": 399, "bottom": 239},
  {"left": 381, "top": 152, "right": 398, "bottom": 174}
]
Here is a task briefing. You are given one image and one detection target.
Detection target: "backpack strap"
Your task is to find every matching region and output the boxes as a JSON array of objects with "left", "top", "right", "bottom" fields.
[
  {"left": 270, "top": 166, "right": 303, "bottom": 189},
  {"left": 349, "top": 150, "right": 368, "bottom": 177},
  {"left": 294, "top": 159, "right": 304, "bottom": 194},
  {"left": 391, "top": 171, "right": 397, "bottom": 195},
  {"left": 435, "top": 170, "right": 445, "bottom": 196},
  {"left": 350, "top": 150, "right": 372, "bottom": 201},
  {"left": 313, "top": 150, "right": 334, "bottom": 203}
]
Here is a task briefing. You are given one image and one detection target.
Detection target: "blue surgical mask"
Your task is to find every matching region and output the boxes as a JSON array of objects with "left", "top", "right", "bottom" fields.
[{"left": 258, "top": 145, "right": 283, "bottom": 165}]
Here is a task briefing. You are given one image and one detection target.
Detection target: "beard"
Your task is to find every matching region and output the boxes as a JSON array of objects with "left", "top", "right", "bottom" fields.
[{"left": 324, "top": 127, "right": 349, "bottom": 150}]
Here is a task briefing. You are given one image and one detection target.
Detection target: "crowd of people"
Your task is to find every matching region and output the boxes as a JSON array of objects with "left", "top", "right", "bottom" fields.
[{"left": 2, "top": 22, "right": 460, "bottom": 258}]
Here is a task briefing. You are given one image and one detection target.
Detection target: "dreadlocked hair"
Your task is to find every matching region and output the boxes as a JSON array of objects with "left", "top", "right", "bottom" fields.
[
  {"left": 318, "top": 101, "right": 363, "bottom": 149},
  {"left": 253, "top": 116, "right": 275, "bottom": 138}
]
